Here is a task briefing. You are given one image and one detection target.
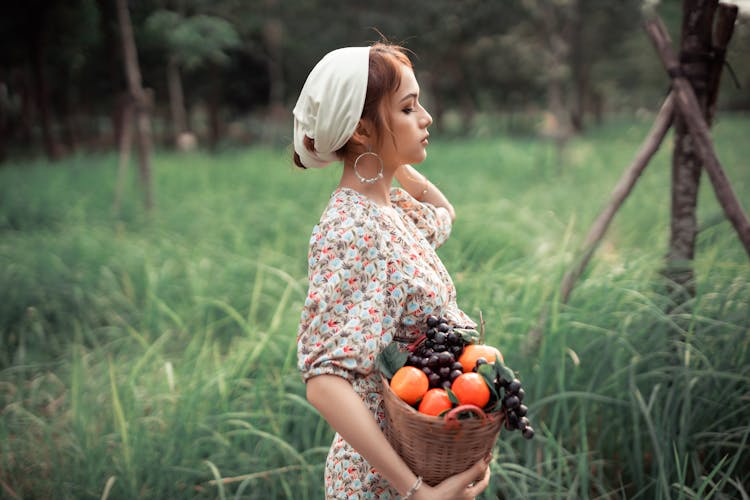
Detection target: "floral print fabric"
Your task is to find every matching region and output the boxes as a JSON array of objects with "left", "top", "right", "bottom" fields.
[{"left": 297, "top": 187, "right": 475, "bottom": 499}]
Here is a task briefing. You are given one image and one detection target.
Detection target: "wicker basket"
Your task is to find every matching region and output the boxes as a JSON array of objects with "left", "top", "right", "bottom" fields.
[{"left": 381, "top": 376, "right": 504, "bottom": 486}]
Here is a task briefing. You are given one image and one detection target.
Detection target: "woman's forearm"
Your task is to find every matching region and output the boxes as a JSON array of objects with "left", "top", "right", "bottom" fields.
[
  {"left": 306, "top": 374, "right": 419, "bottom": 496},
  {"left": 395, "top": 165, "right": 456, "bottom": 221}
]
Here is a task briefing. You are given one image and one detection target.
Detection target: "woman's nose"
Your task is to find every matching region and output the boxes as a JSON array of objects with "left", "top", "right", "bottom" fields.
[{"left": 421, "top": 108, "right": 433, "bottom": 127}]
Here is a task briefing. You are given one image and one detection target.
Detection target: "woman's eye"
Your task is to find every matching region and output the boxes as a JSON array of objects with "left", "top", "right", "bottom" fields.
[{"left": 403, "top": 108, "right": 414, "bottom": 114}]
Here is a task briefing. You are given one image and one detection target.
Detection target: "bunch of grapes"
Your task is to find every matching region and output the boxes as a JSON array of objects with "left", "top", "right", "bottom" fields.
[
  {"left": 496, "top": 376, "right": 534, "bottom": 439},
  {"left": 405, "top": 315, "right": 466, "bottom": 390}
]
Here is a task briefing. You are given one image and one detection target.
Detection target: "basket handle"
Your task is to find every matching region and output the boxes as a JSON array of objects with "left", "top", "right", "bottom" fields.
[{"left": 443, "top": 404, "right": 487, "bottom": 431}]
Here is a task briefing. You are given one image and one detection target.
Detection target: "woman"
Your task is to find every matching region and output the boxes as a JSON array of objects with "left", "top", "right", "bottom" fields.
[{"left": 294, "top": 42, "right": 491, "bottom": 499}]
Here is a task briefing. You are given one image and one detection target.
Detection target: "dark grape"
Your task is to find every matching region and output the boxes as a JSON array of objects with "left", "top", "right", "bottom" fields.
[
  {"left": 449, "top": 369, "right": 463, "bottom": 381},
  {"left": 426, "top": 315, "right": 439, "bottom": 328},
  {"left": 473, "top": 357, "right": 488, "bottom": 372},
  {"left": 447, "top": 332, "right": 458, "bottom": 344},
  {"left": 508, "top": 379, "right": 522, "bottom": 393},
  {"left": 433, "top": 344, "right": 446, "bottom": 353},
  {"left": 438, "top": 323, "right": 451, "bottom": 333},
  {"left": 518, "top": 416, "right": 530, "bottom": 431},
  {"left": 427, "top": 355, "right": 439, "bottom": 368},
  {"left": 441, "top": 380, "right": 452, "bottom": 390},
  {"left": 517, "top": 404, "right": 528, "bottom": 417},
  {"left": 428, "top": 373, "right": 441, "bottom": 387},
  {"left": 516, "top": 388, "right": 525, "bottom": 401},
  {"left": 433, "top": 332, "right": 447, "bottom": 345},
  {"left": 439, "top": 366, "right": 451, "bottom": 378},
  {"left": 426, "top": 328, "right": 437, "bottom": 339},
  {"left": 438, "top": 352, "right": 454, "bottom": 366},
  {"left": 504, "top": 395, "right": 520, "bottom": 410},
  {"left": 507, "top": 411, "right": 519, "bottom": 427},
  {"left": 420, "top": 357, "right": 430, "bottom": 368},
  {"left": 522, "top": 427, "right": 535, "bottom": 439},
  {"left": 451, "top": 362, "right": 463, "bottom": 372},
  {"left": 422, "top": 367, "right": 432, "bottom": 376}
]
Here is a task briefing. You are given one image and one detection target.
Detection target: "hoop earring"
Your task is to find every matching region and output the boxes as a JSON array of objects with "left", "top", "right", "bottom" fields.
[{"left": 353, "top": 146, "right": 384, "bottom": 184}]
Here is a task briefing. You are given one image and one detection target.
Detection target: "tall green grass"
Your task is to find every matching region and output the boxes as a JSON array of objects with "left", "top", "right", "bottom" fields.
[{"left": 1, "top": 115, "right": 748, "bottom": 498}]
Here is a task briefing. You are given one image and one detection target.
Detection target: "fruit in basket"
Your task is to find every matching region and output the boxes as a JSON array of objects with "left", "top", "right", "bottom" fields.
[
  {"left": 390, "top": 366, "right": 429, "bottom": 405},
  {"left": 417, "top": 388, "right": 453, "bottom": 416},
  {"left": 458, "top": 344, "right": 504, "bottom": 373},
  {"left": 403, "top": 315, "right": 476, "bottom": 390},
  {"left": 451, "top": 372, "right": 490, "bottom": 408}
]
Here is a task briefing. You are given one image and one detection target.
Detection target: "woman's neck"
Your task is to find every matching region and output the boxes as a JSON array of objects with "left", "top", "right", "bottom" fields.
[{"left": 338, "top": 162, "right": 396, "bottom": 207}]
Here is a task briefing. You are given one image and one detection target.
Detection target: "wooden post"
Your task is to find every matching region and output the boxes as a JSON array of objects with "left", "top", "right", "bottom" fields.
[
  {"left": 645, "top": 15, "right": 750, "bottom": 259},
  {"left": 665, "top": 0, "right": 717, "bottom": 295}
]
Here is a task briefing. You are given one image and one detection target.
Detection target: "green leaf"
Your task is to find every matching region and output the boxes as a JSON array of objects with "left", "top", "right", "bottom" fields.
[
  {"left": 445, "top": 387, "right": 460, "bottom": 405},
  {"left": 493, "top": 355, "right": 515, "bottom": 382},
  {"left": 454, "top": 328, "right": 480, "bottom": 345},
  {"left": 378, "top": 343, "right": 408, "bottom": 379},
  {"left": 478, "top": 363, "right": 499, "bottom": 401}
]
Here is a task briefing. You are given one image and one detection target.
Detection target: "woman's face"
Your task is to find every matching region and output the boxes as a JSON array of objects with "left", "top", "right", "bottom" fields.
[{"left": 377, "top": 65, "right": 433, "bottom": 168}]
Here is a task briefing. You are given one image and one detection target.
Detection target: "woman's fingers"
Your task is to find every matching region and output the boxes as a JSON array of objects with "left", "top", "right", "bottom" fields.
[
  {"left": 464, "top": 463, "right": 491, "bottom": 497},
  {"left": 440, "top": 454, "right": 492, "bottom": 493}
]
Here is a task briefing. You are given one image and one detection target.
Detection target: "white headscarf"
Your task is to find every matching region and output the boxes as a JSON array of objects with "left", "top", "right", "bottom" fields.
[{"left": 293, "top": 47, "right": 370, "bottom": 169}]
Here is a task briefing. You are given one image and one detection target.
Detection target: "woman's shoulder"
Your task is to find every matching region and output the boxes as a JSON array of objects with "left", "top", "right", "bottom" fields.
[{"left": 310, "top": 188, "right": 384, "bottom": 245}]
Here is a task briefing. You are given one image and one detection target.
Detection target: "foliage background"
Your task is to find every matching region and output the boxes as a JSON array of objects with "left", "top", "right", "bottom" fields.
[{"left": 1, "top": 1, "right": 749, "bottom": 499}]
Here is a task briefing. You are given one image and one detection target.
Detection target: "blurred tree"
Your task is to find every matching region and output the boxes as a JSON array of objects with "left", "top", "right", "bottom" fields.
[
  {"left": 0, "top": 0, "right": 100, "bottom": 160},
  {"left": 116, "top": 0, "right": 154, "bottom": 210},
  {"left": 144, "top": 7, "right": 239, "bottom": 149}
]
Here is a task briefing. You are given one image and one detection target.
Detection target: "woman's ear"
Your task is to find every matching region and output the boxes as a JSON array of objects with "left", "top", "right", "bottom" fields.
[{"left": 350, "top": 119, "right": 374, "bottom": 148}]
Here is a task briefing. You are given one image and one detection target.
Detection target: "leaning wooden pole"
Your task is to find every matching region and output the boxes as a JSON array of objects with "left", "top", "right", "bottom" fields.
[
  {"left": 559, "top": 94, "right": 675, "bottom": 305},
  {"left": 645, "top": 15, "right": 750, "bottom": 259},
  {"left": 706, "top": 3, "right": 739, "bottom": 126},
  {"left": 524, "top": 94, "right": 675, "bottom": 353}
]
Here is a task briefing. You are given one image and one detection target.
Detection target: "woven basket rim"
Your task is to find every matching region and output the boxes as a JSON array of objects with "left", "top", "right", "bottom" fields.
[{"left": 380, "top": 374, "right": 504, "bottom": 425}]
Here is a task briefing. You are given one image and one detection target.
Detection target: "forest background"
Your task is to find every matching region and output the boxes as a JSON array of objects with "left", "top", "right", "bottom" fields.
[
  {"left": 1, "top": 0, "right": 750, "bottom": 499},
  {"left": 1, "top": 0, "right": 749, "bottom": 160}
]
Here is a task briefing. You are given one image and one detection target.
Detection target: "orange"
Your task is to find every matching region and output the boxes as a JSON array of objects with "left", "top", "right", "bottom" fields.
[
  {"left": 458, "top": 344, "right": 504, "bottom": 373},
  {"left": 451, "top": 372, "right": 491, "bottom": 408},
  {"left": 390, "top": 366, "right": 429, "bottom": 405},
  {"left": 418, "top": 388, "right": 453, "bottom": 416}
]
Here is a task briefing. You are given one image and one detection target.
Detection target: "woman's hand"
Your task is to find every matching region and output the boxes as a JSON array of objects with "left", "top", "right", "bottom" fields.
[
  {"left": 412, "top": 454, "right": 492, "bottom": 500},
  {"left": 395, "top": 164, "right": 456, "bottom": 221}
]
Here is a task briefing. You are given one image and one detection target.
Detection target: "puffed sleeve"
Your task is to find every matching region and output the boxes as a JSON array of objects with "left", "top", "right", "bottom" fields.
[
  {"left": 297, "top": 212, "right": 401, "bottom": 383},
  {"left": 390, "top": 188, "right": 452, "bottom": 249}
]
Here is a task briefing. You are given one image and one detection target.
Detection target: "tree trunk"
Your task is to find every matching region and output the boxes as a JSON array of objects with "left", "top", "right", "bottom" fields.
[
  {"left": 263, "top": 18, "right": 285, "bottom": 117},
  {"left": 665, "top": 0, "right": 717, "bottom": 299},
  {"left": 13, "top": 69, "right": 34, "bottom": 147},
  {"left": 542, "top": 6, "right": 572, "bottom": 169},
  {"left": 116, "top": 0, "right": 154, "bottom": 211},
  {"left": 29, "top": 23, "right": 60, "bottom": 161},
  {"left": 569, "top": 0, "right": 587, "bottom": 132},
  {"left": 207, "top": 63, "right": 222, "bottom": 152},
  {"left": 96, "top": 0, "right": 123, "bottom": 148},
  {"left": 167, "top": 55, "right": 188, "bottom": 147}
]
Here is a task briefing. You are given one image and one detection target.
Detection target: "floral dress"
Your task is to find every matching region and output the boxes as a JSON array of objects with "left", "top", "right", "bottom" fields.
[{"left": 297, "top": 187, "right": 475, "bottom": 499}]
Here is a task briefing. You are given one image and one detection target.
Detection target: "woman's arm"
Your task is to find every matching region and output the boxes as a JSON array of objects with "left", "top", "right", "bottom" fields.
[
  {"left": 306, "top": 374, "right": 491, "bottom": 499},
  {"left": 395, "top": 165, "right": 456, "bottom": 222}
]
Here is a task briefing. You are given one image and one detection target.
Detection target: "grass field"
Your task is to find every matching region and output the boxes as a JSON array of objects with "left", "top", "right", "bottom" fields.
[{"left": 1, "top": 115, "right": 749, "bottom": 499}]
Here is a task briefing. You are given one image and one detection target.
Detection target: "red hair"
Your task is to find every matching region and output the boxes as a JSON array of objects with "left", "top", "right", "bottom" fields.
[{"left": 293, "top": 42, "right": 412, "bottom": 169}]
